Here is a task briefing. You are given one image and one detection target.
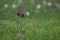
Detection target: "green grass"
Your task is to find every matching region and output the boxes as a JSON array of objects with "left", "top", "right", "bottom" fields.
[{"left": 0, "top": 0, "right": 60, "bottom": 40}]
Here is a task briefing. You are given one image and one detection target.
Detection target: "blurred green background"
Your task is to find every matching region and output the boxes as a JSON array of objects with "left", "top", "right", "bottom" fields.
[{"left": 0, "top": 0, "right": 60, "bottom": 40}]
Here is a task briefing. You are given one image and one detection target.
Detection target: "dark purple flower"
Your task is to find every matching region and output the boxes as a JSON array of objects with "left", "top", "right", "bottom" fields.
[
  {"left": 21, "top": 13, "right": 24, "bottom": 17},
  {"left": 17, "top": 12, "right": 24, "bottom": 17},
  {"left": 17, "top": 12, "right": 21, "bottom": 16}
]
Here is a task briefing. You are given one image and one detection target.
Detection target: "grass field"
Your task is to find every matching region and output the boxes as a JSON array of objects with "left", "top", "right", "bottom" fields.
[{"left": 0, "top": 0, "right": 60, "bottom": 40}]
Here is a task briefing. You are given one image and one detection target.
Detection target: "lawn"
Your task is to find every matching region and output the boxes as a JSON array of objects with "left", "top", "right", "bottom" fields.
[{"left": 0, "top": 0, "right": 60, "bottom": 40}]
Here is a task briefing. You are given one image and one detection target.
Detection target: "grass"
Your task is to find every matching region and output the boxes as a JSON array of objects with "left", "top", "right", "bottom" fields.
[{"left": 0, "top": 0, "right": 60, "bottom": 40}]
